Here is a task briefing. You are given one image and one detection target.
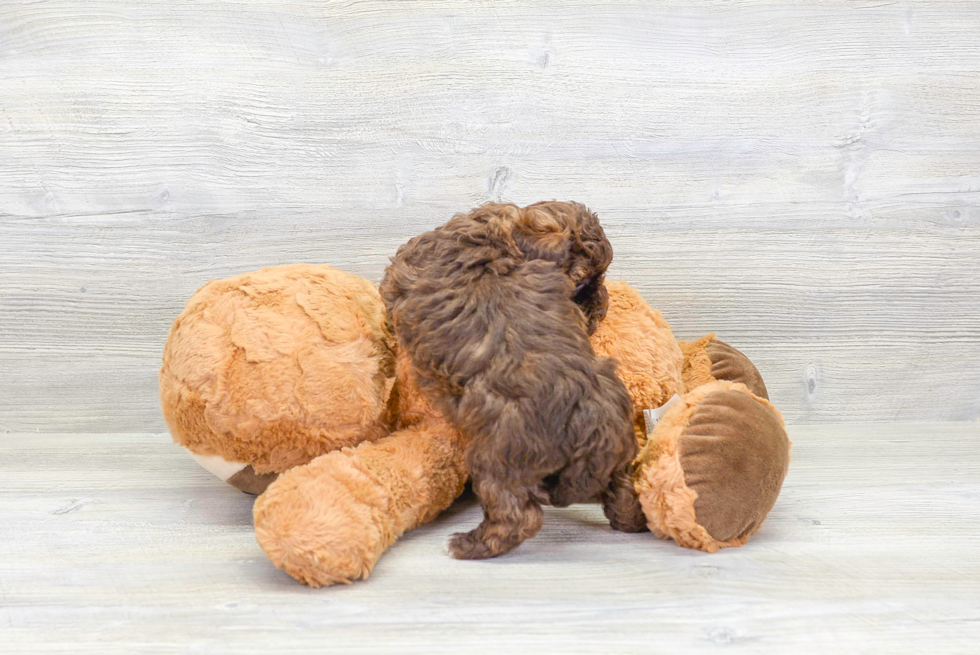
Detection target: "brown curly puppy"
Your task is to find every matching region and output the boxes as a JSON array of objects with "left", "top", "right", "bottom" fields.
[{"left": 379, "top": 201, "right": 647, "bottom": 560}]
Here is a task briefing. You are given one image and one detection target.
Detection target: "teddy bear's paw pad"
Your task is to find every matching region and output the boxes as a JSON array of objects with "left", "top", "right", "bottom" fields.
[
  {"left": 680, "top": 389, "right": 789, "bottom": 542},
  {"left": 228, "top": 466, "right": 278, "bottom": 495},
  {"left": 705, "top": 339, "right": 769, "bottom": 400}
]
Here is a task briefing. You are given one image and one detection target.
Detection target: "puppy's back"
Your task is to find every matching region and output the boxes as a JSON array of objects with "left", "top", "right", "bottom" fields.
[
  {"left": 382, "top": 224, "right": 633, "bottom": 490},
  {"left": 380, "top": 203, "right": 644, "bottom": 558}
]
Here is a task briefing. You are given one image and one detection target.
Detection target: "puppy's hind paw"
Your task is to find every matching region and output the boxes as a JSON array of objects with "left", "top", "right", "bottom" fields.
[
  {"left": 447, "top": 530, "right": 495, "bottom": 560},
  {"left": 608, "top": 510, "right": 650, "bottom": 534}
]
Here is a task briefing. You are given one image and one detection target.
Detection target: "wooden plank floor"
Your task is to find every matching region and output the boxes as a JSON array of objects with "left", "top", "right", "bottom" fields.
[{"left": 1, "top": 423, "right": 978, "bottom": 654}]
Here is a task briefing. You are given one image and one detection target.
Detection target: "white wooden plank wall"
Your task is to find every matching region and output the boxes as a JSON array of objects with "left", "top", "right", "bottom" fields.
[{"left": 1, "top": 1, "right": 978, "bottom": 431}]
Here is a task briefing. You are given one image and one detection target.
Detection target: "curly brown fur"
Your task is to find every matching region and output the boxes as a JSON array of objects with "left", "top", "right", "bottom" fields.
[{"left": 379, "top": 201, "right": 646, "bottom": 560}]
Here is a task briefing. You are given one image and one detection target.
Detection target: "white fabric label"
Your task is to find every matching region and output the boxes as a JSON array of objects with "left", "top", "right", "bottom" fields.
[
  {"left": 188, "top": 451, "right": 248, "bottom": 481},
  {"left": 642, "top": 394, "right": 684, "bottom": 436}
]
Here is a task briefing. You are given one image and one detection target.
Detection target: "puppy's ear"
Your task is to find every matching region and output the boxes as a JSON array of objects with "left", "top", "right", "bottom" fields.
[
  {"left": 573, "top": 273, "right": 609, "bottom": 336},
  {"left": 517, "top": 201, "right": 612, "bottom": 273},
  {"left": 471, "top": 200, "right": 614, "bottom": 335},
  {"left": 513, "top": 204, "right": 573, "bottom": 262},
  {"left": 455, "top": 203, "right": 524, "bottom": 262},
  {"left": 521, "top": 202, "right": 613, "bottom": 334}
]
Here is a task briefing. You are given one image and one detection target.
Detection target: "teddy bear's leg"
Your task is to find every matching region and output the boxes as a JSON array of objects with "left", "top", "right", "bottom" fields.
[{"left": 252, "top": 418, "right": 467, "bottom": 587}]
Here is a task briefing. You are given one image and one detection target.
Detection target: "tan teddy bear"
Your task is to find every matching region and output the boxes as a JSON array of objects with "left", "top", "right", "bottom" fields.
[{"left": 160, "top": 264, "right": 789, "bottom": 586}]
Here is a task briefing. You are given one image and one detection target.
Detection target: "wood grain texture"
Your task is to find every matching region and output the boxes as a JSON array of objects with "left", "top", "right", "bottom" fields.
[
  {"left": 1, "top": 424, "right": 979, "bottom": 653},
  {"left": 1, "top": 1, "right": 979, "bottom": 430}
]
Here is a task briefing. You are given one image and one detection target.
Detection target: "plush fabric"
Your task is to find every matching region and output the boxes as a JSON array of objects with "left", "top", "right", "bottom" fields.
[
  {"left": 705, "top": 340, "right": 770, "bottom": 400},
  {"left": 591, "top": 281, "right": 685, "bottom": 450},
  {"left": 679, "top": 334, "right": 769, "bottom": 400},
  {"left": 679, "top": 389, "right": 788, "bottom": 542},
  {"left": 227, "top": 466, "right": 279, "bottom": 495},
  {"left": 160, "top": 264, "right": 394, "bottom": 474},
  {"left": 254, "top": 418, "right": 467, "bottom": 587},
  {"left": 252, "top": 350, "right": 469, "bottom": 585},
  {"left": 161, "top": 264, "right": 790, "bottom": 584},
  {"left": 678, "top": 334, "right": 716, "bottom": 393},
  {"left": 633, "top": 383, "right": 713, "bottom": 548},
  {"left": 634, "top": 380, "right": 789, "bottom": 552}
]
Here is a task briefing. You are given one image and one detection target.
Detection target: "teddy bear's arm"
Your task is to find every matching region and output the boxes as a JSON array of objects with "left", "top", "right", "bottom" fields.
[
  {"left": 252, "top": 418, "right": 467, "bottom": 587},
  {"left": 679, "top": 334, "right": 769, "bottom": 399}
]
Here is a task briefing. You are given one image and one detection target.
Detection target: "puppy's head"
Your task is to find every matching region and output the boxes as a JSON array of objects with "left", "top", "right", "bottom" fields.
[
  {"left": 513, "top": 201, "right": 613, "bottom": 334},
  {"left": 440, "top": 201, "right": 613, "bottom": 334}
]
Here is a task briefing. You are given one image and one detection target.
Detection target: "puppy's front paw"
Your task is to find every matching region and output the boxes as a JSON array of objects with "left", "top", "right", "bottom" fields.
[{"left": 447, "top": 530, "right": 494, "bottom": 560}]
